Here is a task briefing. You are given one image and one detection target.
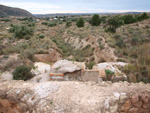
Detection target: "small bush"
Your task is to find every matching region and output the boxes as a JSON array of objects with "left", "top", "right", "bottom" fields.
[
  {"left": 105, "top": 69, "right": 114, "bottom": 80},
  {"left": 115, "top": 38, "right": 126, "bottom": 48},
  {"left": 12, "top": 65, "right": 33, "bottom": 81},
  {"left": 42, "top": 22, "right": 48, "bottom": 25},
  {"left": 9, "top": 25, "right": 33, "bottom": 39},
  {"left": 38, "top": 35, "right": 45, "bottom": 39},
  {"left": 123, "top": 64, "right": 137, "bottom": 74},
  {"left": 48, "top": 23, "right": 57, "bottom": 27},
  {"left": 66, "top": 21, "right": 72, "bottom": 28},
  {"left": 76, "top": 18, "right": 84, "bottom": 27},
  {"left": 113, "top": 35, "right": 121, "bottom": 40},
  {"left": 131, "top": 37, "right": 139, "bottom": 45},
  {"left": 86, "top": 62, "right": 96, "bottom": 69}
]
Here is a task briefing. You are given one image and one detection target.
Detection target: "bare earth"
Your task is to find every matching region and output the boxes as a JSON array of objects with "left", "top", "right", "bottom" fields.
[{"left": 0, "top": 81, "right": 150, "bottom": 113}]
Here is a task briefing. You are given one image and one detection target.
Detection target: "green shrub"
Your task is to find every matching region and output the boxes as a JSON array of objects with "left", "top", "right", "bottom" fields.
[
  {"left": 90, "top": 14, "right": 101, "bottom": 26},
  {"left": 48, "top": 23, "right": 57, "bottom": 27},
  {"left": 76, "top": 18, "right": 84, "bottom": 27},
  {"left": 86, "top": 62, "right": 96, "bottom": 69},
  {"left": 123, "top": 64, "right": 137, "bottom": 74},
  {"left": 115, "top": 38, "right": 126, "bottom": 48},
  {"left": 105, "top": 27, "right": 116, "bottom": 33},
  {"left": 122, "top": 15, "right": 137, "bottom": 24},
  {"left": 12, "top": 65, "right": 33, "bottom": 81},
  {"left": 99, "top": 44, "right": 104, "bottom": 49},
  {"left": 38, "top": 35, "right": 45, "bottom": 39},
  {"left": 113, "top": 35, "right": 121, "bottom": 40},
  {"left": 1, "top": 19, "right": 11, "bottom": 22},
  {"left": 9, "top": 25, "right": 33, "bottom": 39},
  {"left": 66, "top": 21, "right": 72, "bottom": 28},
  {"left": 100, "top": 16, "right": 107, "bottom": 23},
  {"left": 42, "top": 22, "right": 48, "bottom": 25},
  {"left": 105, "top": 69, "right": 114, "bottom": 80},
  {"left": 131, "top": 37, "right": 139, "bottom": 45},
  {"left": 137, "top": 13, "right": 150, "bottom": 21}
]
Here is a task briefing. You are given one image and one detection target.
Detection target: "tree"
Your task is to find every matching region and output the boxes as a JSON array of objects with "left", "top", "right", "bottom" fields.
[
  {"left": 13, "top": 65, "right": 33, "bottom": 81},
  {"left": 76, "top": 18, "right": 84, "bottom": 27},
  {"left": 105, "top": 16, "right": 124, "bottom": 33},
  {"left": 122, "top": 15, "right": 137, "bottom": 24},
  {"left": 101, "top": 16, "right": 107, "bottom": 23},
  {"left": 90, "top": 14, "right": 101, "bottom": 26},
  {"left": 139, "top": 13, "right": 149, "bottom": 21}
]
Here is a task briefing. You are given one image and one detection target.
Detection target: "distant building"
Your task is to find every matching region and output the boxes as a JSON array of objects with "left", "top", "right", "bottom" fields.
[{"left": 54, "top": 17, "right": 58, "bottom": 20}]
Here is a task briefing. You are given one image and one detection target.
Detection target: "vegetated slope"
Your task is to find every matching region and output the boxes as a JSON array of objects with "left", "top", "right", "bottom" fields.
[
  {"left": 0, "top": 4, "right": 33, "bottom": 17},
  {"left": 49, "top": 22, "right": 117, "bottom": 66},
  {"left": 107, "top": 19, "right": 150, "bottom": 83}
]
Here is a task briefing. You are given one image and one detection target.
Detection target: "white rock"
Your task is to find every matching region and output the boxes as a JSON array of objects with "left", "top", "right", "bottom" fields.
[
  {"left": 1, "top": 71, "right": 13, "bottom": 80},
  {"left": 30, "top": 62, "right": 51, "bottom": 83},
  {"left": 51, "top": 60, "right": 85, "bottom": 73}
]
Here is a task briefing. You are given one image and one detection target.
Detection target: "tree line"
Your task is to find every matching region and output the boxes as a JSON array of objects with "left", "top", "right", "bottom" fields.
[{"left": 75, "top": 13, "right": 150, "bottom": 33}]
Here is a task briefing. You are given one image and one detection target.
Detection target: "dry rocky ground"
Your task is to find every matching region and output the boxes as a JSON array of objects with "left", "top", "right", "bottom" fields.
[{"left": 0, "top": 80, "right": 150, "bottom": 113}]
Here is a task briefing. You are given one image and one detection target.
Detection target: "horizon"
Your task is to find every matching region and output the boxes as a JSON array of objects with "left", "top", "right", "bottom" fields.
[{"left": 0, "top": 0, "right": 150, "bottom": 14}]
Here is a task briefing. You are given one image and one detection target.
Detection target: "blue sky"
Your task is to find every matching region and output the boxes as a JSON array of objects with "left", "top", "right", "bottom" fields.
[{"left": 0, "top": 0, "right": 150, "bottom": 14}]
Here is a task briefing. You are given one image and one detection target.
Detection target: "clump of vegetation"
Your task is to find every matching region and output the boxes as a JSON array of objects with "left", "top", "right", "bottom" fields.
[
  {"left": 66, "top": 21, "right": 72, "bottom": 28},
  {"left": 86, "top": 62, "right": 96, "bottom": 69},
  {"left": 105, "top": 69, "right": 114, "bottom": 80},
  {"left": 122, "top": 15, "right": 137, "bottom": 24},
  {"left": 42, "top": 22, "right": 48, "bottom": 26},
  {"left": 76, "top": 18, "right": 84, "bottom": 27},
  {"left": 100, "top": 16, "right": 107, "bottom": 24},
  {"left": 12, "top": 65, "right": 33, "bottom": 81},
  {"left": 105, "top": 16, "right": 124, "bottom": 33},
  {"left": 9, "top": 25, "right": 34, "bottom": 39},
  {"left": 137, "top": 13, "right": 150, "bottom": 21},
  {"left": 115, "top": 38, "right": 126, "bottom": 48},
  {"left": 123, "top": 64, "right": 137, "bottom": 74},
  {"left": 90, "top": 14, "right": 101, "bottom": 26},
  {"left": 1, "top": 19, "right": 11, "bottom": 22},
  {"left": 48, "top": 23, "right": 57, "bottom": 27},
  {"left": 38, "top": 35, "right": 45, "bottom": 39}
]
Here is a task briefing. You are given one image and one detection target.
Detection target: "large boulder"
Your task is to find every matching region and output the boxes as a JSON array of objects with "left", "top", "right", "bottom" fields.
[
  {"left": 34, "top": 49, "right": 62, "bottom": 63},
  {"left": 51, "top": 60, "right": 85, "bottom": 74},
  {"left": 30, "top": 62, "right": 51, "bottom": 82}
]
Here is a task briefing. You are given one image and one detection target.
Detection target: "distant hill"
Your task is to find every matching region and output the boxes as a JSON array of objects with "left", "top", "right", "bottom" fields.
[
  {"left": 0, "top": 4, "right": 33, "bottom": 17},
  {"left": 34, "top": 12, "right": 150, "bottom": 18}
]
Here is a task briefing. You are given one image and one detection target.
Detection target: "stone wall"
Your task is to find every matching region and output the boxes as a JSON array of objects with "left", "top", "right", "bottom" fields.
[
  {"left": 81, "top": 70, "right": 99, "bottom": 82},
  {"left": 104, "top": 92, "right": 150, "bottom": 113}
]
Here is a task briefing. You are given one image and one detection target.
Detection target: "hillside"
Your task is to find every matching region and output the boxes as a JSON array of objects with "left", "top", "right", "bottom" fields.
[
  {"left": 0, "top": 13, "right": 150, "bottom": 83},
  {"left": 0, "top": 4, "right": 33, "bottom": 17}
]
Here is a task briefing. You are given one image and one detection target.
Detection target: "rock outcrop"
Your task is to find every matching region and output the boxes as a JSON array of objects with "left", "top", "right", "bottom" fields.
[
  {"left": 34, "top": 49, "right": 62, "bottom": 63},
  {"left": 51, "top": 60, "right": 85, "bottom": 73},
  {"left": 0, "top": 81, "right": 150, "bottom": 113},
  {"left": 30, "top": 62, "right": 51, "bottom": 82}
]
